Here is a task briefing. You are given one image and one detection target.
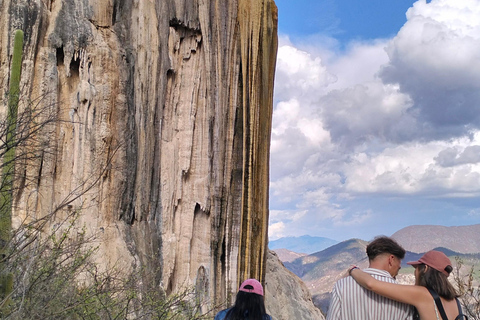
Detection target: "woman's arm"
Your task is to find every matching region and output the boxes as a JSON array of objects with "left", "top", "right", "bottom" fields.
[{"left": 349, "top": 267, "right": 430, "bottom": 308}]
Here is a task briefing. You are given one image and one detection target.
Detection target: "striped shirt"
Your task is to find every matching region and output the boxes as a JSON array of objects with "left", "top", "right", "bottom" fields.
[{"left": 326, "top": 268, "right": 413, "bottom": 320}]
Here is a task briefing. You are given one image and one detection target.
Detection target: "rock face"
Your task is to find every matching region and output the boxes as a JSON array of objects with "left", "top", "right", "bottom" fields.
[
  {"left": 0, "top": 0, "right": 277, "bottom": 309},
  {"left": 265, "top": 250, "right": 325, "bottom": 320}
]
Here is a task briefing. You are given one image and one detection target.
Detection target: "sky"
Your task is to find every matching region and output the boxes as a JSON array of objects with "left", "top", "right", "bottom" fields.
[{"left": 268, "top": 0, "right": 480, "bottom": 242}]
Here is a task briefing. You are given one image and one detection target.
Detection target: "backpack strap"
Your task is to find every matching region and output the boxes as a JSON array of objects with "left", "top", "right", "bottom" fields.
[
  {"left": 427, "top": 288, "right": 469, "bottom": 320},
  {"left": 455, "top": 298, "right": 468, "bottom": 320},
  {"left": 427, "top": 287, "right": 448, "bottom": 320}
]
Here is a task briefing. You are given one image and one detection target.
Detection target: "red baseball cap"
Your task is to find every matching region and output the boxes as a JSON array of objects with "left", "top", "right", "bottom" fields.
[
  {"left": 407, "top": 250, "right": 452, "bottom": 276},
  {"left": 239, "top": 278, "right": 264, "bottom": 296}
]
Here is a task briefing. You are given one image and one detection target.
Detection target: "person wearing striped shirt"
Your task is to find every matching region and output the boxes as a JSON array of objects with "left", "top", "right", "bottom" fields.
[{"left": 326, "top": 236, "right": 413, "bottom": 320}]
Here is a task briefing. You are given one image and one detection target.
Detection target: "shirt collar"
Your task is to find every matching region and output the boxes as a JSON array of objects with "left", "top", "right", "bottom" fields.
[{"left": 363, "top": 268, "right": 394, "bottom": 279}]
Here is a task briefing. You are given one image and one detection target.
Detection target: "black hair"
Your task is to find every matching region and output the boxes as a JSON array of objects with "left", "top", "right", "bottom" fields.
[
  {"left": 225, "top": 289, "right": 267, "bottom": 320},
  {"left": 416, "top": 264, "right": 458, "bottom": 300},
  {"left": 366, "top": 236, "right": 406, "bottom": 261}
]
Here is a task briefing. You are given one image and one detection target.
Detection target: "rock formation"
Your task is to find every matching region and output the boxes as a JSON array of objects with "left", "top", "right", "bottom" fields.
[
  {"left": 265, "top": 250, "right": 325, "bottom": 320},
  {"left": 0, "top": 0, "right": 277, "bottom": 309}
]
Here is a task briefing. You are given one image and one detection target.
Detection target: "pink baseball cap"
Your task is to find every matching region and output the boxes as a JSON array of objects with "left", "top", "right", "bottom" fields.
[
  {"left": 239, "top": 278, "right": 264, "bottom": 296},
  {"left": 407, "top": 250, "right": 453, "bottom": 276}
]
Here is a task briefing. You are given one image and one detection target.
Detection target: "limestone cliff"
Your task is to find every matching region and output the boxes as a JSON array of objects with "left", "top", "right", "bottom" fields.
[
  {"left": 0, "top": 0, "right": 277, "bottom": 308},
  {"left": 265, "top": 250, "right": 325, "bottom": 320}
]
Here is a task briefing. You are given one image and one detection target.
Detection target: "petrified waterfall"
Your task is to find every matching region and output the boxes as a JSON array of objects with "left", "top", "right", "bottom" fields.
[{"left": 0, "top": 0, "right": 277, "bottom": 309}]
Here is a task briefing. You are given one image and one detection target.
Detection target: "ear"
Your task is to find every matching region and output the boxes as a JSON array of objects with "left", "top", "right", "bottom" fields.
[{"left": 387, "top": 255, "right": 392, "bottom": 267}]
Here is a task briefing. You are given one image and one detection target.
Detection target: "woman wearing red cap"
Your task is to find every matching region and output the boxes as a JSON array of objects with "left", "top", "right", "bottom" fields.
[
  {"left": 349, "top": 250, "right": 467, "bottom": 320},
  {"left": 214, "top": 279, "right": 272, "bottom": 320}
]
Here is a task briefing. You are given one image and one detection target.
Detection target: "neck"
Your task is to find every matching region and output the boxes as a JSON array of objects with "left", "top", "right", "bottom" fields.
[{"left": 369, "top": 258, "right": 389, "bottom": 272}]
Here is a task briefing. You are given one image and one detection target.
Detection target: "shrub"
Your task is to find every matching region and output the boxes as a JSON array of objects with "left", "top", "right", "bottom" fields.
[{"left": 453, "top": 257, "right": 480, "bottom": 320}]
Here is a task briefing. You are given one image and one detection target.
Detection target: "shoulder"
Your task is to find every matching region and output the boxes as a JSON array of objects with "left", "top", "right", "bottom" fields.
[
  {"left": 364, "top": 268, "right": 397, "bottom": 282},
  {"left": 331, "top": 274, "right": 362, "bottom": 294},
  {"left": 333, "top": 274, "right": 358, "bottom": 288},
  {"left": 214, "top": 308, "right": 230, "bottom": 320}
]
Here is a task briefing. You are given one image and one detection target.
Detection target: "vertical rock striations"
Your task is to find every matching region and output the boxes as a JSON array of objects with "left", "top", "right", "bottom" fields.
[
  {"left": 0, "top": 0, "right": 277, "bottom": 309},
  {"left": 237, "top": 0, "right": 277, "bottom": 287}
]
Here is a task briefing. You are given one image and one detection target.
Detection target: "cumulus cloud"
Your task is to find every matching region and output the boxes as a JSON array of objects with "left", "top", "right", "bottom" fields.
[
  {"left": 435, "top": 145, "right": 480, "bottom": 167},
  {"left": 380, "top": 0, "right": 480, "bottom": 139},
  {"left": 343, "top": 138, "right": 480, "bottom": 196},
  {"left": 320, "top": 82, "right": 415, "bottom": 147},
  {"left": 268, "top": 0, "right": 480, "bottom": 240},
  {"left": 274, "top": 44, "right": 337, "bottom": 102},
  {"left": 268, "top": 221, "right": 286, "bottom": 240},
  {"left": 327, "top": 39, "right": 390, "bottom": 90}
]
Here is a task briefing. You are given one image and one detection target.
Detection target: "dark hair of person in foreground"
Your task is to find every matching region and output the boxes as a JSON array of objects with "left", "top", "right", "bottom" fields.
[
  {"left": 366, "top": 236, "right": 406, "bottom": 261},
  {"left": 214, "top": 278, "right": 271, "bottom": 320},
  {"left": 415, "top": 263, "right": 457, "bottom": 299},
  {"left": 225, "top": 288, "right": 268, "bottom": 320}
]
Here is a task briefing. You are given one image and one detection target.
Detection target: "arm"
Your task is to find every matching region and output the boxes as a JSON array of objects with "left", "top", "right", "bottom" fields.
[{"left": 349, "top": 268, "right": 430, "bottom": 308}]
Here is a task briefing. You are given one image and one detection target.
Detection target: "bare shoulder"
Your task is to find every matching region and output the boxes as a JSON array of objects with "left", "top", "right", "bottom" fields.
[{"left": 441, "top": 297, "right": 461, "bottom": 320}]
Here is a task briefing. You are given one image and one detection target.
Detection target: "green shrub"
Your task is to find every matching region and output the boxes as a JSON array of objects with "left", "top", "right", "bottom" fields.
[{"left": 0, "top": 216, "right": 212, "bottom": 319}]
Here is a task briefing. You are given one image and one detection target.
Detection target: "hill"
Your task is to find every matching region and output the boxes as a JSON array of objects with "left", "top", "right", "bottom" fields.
[
  {"left": 268, "top": 235, "right": 338, "bottom": 254},
  {"left": 391, "top": 224, "right": 480, "bottom": 254},
  {"left": 273, "top": 248, "right": 307, "bottom": 263},
  {"left": 284, "top": 239, "right": 368, "bottom": 279}
]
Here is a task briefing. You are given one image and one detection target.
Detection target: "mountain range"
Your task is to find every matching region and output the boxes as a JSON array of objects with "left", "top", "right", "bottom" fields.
[
  {"left": 272, "top": 224, "right": 480, "bottom": 314},
  {"left": 391, "top": 224, "right": 480, "bottom": 253}
]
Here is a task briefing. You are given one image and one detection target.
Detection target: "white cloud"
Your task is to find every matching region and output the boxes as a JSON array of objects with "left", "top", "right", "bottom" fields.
[
  {"left": 320, "top": 82, "right": 414, "bottom": 147},
  {"left": 333, "top": 210, "right": 373, "bottom": 226},
  {"left": 468, "top": 209, "right": 480, "bottom": 217},
  {"left": 268, "top": 221, "right": 286, "bottom": 240},
  {"left": 274, "top": 45, "right": 337, "bottom": 102},
  {"left": 269, "top": 0, "right": 480, "bottom": 240},
  {"left": 343, "top": 139, "right": 480, "bottom": 196},
  {"left": 380, "top": 0, "right": 480, "bottom": 138},
  {"left": 435, "top": 145, "right": 480, "bottom": 167},
  {"left": 327, "top": 40, "right": 390, "bottom": 90}
]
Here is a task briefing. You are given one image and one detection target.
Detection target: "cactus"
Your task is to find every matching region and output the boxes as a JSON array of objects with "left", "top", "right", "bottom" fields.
[{"left": 0, "top": 29, "right": 24, "bottom": 310}]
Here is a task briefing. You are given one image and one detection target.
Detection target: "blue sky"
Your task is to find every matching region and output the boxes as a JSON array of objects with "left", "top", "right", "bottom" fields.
[
  {"left": 269, "top": 0, "right": 480, "bottom": 242},
  {"left": 276, "top": 0, "right": 417, "bottom": 44}
]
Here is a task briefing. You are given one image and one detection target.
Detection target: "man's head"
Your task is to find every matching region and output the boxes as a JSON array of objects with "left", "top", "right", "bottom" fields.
[{"left": 366, "top": 236, "right": 406, "bottom": 278}]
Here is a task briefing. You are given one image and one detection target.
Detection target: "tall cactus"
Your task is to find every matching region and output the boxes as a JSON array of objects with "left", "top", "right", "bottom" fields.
[{"left": 0, "top": 29, "right": 24, "bottom": 308}]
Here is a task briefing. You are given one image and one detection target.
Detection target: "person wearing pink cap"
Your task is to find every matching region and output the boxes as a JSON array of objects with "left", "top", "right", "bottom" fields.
[
  {"left": 214, "top": 279, "right": 272, "bottom": 320},
  {"left": 349, "top": 250, "right": 468, "bottom": 320}
]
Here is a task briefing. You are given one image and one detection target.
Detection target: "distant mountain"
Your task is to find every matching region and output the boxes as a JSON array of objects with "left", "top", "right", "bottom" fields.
[
  {"left": 403, "top": 247, "right": 480, "bottom": 269},
  {"left": 285, "top": 239, "right": 368, "bottom": 279},
  {"left": 268, "top": 235, "right": 338, "bottom": 254},
  {"left": 273, "top": 248, "right": 307, "bottom": 263},
  {"left": 392, "top": 224, "right": 480, "bottom": 254}
]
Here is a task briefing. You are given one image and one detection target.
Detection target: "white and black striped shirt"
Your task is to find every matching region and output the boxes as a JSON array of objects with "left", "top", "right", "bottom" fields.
[{"left": 326, "top": 268, "right": 413, "bottom": 320}]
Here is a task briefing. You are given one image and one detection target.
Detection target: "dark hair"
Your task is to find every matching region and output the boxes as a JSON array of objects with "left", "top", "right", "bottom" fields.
[
  {"left": 225, "top": 290, "right": 267, "bottom": 320},
  {"left": 366, "top": 236, "right": 406, "bottom": 261},
  {"left": 416, "top": 264, "right": 458, "bottom": 300}
]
